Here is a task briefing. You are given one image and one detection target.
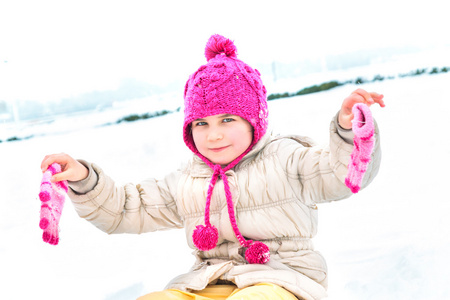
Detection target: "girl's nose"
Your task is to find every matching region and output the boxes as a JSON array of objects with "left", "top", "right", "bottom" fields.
[{"left": 207, "top": 129, "right": 223, "bottom": 141}]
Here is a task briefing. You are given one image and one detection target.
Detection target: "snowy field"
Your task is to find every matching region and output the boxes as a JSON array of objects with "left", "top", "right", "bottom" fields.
[{"left": 1, "top": 66, "right": 450, "bottom": 299}]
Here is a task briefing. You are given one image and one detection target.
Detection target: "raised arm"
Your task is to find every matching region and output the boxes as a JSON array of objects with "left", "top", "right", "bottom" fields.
[
  {"left": 40, "top": 154, "right": 183, "bottom": 235},
  {"left": 280, "top": 89, "right": 384, "bottom": 203}
]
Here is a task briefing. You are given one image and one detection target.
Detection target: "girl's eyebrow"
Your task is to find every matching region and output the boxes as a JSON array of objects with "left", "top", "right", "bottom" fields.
[{"left": 194, "top": 114, "right": 235, "bottom": 122}]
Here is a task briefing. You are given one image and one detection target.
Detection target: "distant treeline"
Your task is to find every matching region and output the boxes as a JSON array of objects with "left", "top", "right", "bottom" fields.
[
  {"left": 267, "top": 66, "right": 449, "bottom": 101},
  {"left": 1, "top": 66, "right": 448, "bottom": 143}
]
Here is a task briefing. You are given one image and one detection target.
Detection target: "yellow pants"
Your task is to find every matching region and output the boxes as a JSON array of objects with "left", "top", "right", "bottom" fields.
[{"left": 137, "top": 283, "right": 298, "bottom": 300}]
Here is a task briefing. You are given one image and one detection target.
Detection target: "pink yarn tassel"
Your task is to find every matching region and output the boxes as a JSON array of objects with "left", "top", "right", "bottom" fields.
[
  {"left": 345, "top": 103, "right": 375, "bottom": 193},
  {"left": 245, "top": 241, "right": 270, "bottom": 264},
  {"left": 39, "top": 163, "right": 68, "bottom": 245}
]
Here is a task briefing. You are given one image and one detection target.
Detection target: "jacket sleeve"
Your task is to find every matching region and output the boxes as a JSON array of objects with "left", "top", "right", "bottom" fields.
[
  {"left": 280, "top": 113, "right": 381, "bottom": 204},
  {"left": 67, "top": 161, "right": 183, "bottom": 234}
]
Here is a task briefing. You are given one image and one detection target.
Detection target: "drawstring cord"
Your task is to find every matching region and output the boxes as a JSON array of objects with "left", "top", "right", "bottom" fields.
[{"left": 193, "top": 161, "right": 270, "bottom": 264}]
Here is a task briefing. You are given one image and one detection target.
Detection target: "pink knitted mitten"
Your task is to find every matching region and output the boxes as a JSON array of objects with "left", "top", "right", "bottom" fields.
[
  {"left": 39, "top": 163, "right": 68, "bottom": 245},
  {"left": 345, "top": 103, "right": 375, "bottom": 193}
]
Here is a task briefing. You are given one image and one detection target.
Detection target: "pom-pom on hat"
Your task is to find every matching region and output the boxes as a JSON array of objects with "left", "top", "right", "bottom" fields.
[{"left": 183, "top": 34, "right": 270, "bottom": 264}]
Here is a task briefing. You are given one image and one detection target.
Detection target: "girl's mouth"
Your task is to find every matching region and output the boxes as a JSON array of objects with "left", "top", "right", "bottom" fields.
[{"left": 210, "top": 146, "right": 229, "bottom": 152}]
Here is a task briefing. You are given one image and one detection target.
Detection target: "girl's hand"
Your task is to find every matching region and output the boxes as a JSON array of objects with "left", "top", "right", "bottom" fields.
[
  {"left": 339, "top": 89, "right": 385, "bottom": 129},
  {"left": 40, "top": 153, "right": 88, "bottom": 182}
]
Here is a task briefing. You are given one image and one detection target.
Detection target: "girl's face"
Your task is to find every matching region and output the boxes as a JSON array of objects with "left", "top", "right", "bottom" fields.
[{"left": 192, "top": 114, "right": 253, "bottom": 166}]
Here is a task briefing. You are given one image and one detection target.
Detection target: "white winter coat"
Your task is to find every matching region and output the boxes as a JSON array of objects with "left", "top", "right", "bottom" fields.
[{"left": 68, "top": 115, "right": 381, "bottom": 300}]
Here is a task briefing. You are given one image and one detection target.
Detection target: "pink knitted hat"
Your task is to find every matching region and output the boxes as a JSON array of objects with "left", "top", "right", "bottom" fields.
[
  {"left": 183, "top": 34, "right": 268, "bottom": 156},
  {"left": 183, "top": 34, "right": 270, "bottom": 264}
]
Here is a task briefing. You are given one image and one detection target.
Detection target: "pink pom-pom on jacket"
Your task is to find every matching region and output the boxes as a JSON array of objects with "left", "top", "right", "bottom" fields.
[
  {"left": 345, "top": 103, "right": 375, "bottom": 193},
  {"left": 39, "top": 163, "right": 68, "bottom": 245}
]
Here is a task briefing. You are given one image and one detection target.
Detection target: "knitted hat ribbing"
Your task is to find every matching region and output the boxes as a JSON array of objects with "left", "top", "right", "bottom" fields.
[{"left": 183, "top": 34, "right": 270, "bottom": 264}]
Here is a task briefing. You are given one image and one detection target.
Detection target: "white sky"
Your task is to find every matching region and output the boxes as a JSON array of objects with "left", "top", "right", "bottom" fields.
[{"left": 0, "top": 0, "right": 449, "bottom": 101}]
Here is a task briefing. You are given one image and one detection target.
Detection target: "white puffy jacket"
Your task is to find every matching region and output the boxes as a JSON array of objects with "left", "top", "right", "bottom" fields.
[{"left": 68, "top": 114, "right": 381, "bottom": 300}]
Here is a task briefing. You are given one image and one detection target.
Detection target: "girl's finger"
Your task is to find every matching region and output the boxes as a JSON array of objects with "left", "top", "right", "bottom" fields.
[
  {"left": 369, "top": 92, "right": 383, "bottom": 98},
  {"left": 41, "top": 153, "right": 67, "bottom": 172},
  {"left": 372, "top": 94, "right": 386, "bottom": 107},
  {"left": 353, "top": 89, "right": 374, "bottom": 104},
  {"left": 376, "top": 98, "right": 386, "bottom": 107},
  {"left": 41, "top": 155, "right": 55, "bottom": 172},
  {"left": 51, "top": 169, "right": 70, "bottom": 183},
  {"left": 41, "top": 155, "right": 51, "bottom": 171}
]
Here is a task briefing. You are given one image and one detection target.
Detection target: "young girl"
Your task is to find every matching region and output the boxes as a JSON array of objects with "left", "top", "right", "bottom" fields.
[{"left": 41, "top": 34, "right": 385, "bottom": 300}]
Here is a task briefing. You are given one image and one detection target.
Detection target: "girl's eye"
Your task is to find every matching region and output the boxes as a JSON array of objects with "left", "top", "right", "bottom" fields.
[
  {"left": 194, "top": 121, "right": 207, "bottom": 127},
  {"left": 223, "top": 118, "right": 234, "bottom": 123}
]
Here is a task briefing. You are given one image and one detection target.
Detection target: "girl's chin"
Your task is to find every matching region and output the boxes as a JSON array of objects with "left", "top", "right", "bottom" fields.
[{"left": 208, "top": 157, "right": 233, "bottom": 166}]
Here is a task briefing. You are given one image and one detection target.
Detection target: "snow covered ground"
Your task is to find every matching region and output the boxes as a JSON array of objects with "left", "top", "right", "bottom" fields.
[{"left": 1, "top": 63, "right": 450, "bottom": 299}]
